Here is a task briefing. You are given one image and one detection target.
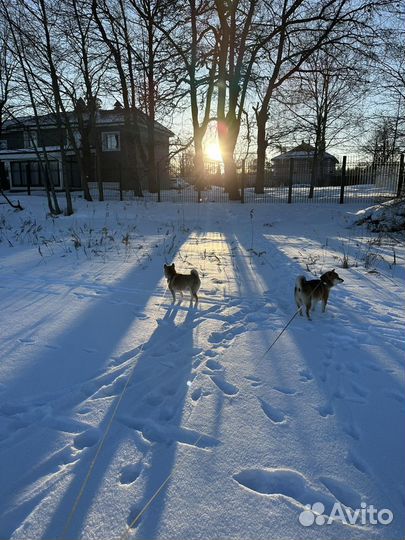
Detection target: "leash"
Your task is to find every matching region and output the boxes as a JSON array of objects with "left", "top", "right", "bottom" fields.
[{"left": 260, "top": 277, "right": 326, "bottom": 359}]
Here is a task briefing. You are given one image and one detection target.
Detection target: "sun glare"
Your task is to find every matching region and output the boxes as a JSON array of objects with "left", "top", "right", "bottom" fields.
[{"left": 205, "top": 143, "right": 223, "bottom": 162}]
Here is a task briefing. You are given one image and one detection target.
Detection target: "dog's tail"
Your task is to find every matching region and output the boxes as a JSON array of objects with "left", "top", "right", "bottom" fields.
[
  {"left": 190, "top": 269, "right": 199, "bottom": 278},
  {"left": 295, "top": 275, "right": 306, "bottom": 292}
]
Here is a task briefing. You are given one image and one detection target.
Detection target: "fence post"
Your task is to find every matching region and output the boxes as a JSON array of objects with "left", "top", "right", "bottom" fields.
[
  {"left": 157, "top": 162, "right": 161, "bottom": 202},
  {"left": 26, "top": 162, "right": 31, "bottom": 196},
  {"left": 288, "top": 158, "right": 294, "bottom": 203},
  {"left": 397, "top": 153, "right": 404, "bottom": 198},
  {"left": 119, "top": 164, "right": 123, "bottom": 201},
  {"left": 340, "top": 156, "right": 347, "bottom": 204},
  {"left": 241, "top": 159, "right": 245, "bottom": 203},
  {"left": 197, "top": 178, "right": 201, "bottom": 203}
]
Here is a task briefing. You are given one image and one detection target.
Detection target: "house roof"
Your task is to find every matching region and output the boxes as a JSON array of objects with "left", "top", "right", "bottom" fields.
[
  {"left": 3, "top": 108, "right": 174, "bottom": 137},
  {"left": 272, "top": 141, "right": 338, "bottom": 163}
]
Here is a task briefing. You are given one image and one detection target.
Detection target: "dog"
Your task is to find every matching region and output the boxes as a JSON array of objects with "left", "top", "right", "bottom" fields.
[
  {"left": 164, "top": 263, "right": 201, "bottom": 307},
  {"left": 294, "top": 269, "right": 344, "bottom": 320}
]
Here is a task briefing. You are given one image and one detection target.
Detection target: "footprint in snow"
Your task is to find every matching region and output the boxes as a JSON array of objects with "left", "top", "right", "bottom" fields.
[
  {"left": 190, "top": 388, "right": 211, "bottom": 402},
  {"left": 258, "top": 398, "right": 286, "bottom": 424},
  {"left": 91, "top": 375, "right": 128, "bottom": 399},
  {"left": 245, "top": 311, "right": 266, "bottom": 323},
  {"left": 320, "top": 476, "right": 362, "bottom": 509},
  {"left": 43, "top": 343, "right": 61, "bottom": 350},
  {"left": 363, "top": 362, "right": 382, "bottom": 373},
  {"left": 350, "top": 382, "right": 368, "bottom": 399},
  {"left": 191, "top": 388, "right": 203, "bottom": 402},
  {"left": 159, "top": 404, "right": 176, "bottom": 422},
  {"left": 343, "top": 422, "right": 361, "bottom": 441},
  {"left": 18, "top": 338, "right": 36, "bottom": 344},
  {"left": 210, "top": 375, "right": 239, "bottom": 396},
  {"left": 208, "top": 324, "right": 245, "bottom": 346},
  {"left": 83, "top": 347, "right": 97, "bottom": 354},
  {"left": 119, "top": 416, "right": 219, "bottom": 448},
  {"left": 146, "top": 392, "right": 163, "bottom": 406},
  {"left": 244, "top": 376, "right": 262, "bottom": 388},
  {"left": 346, "top": 362, "right": 359, "bottom": 374},
  {"left": 299, "top": 369, "right": 313, "bottom": 382},
  {"left": 73, "top": 427, "right": 100, "bottom": 450},
  {"left": 120, "top": 463, "right": 142, "bottom": 485},
  {"left": 205, "top": 359, "right": 222, "bottom": 371},
  {"left": 233, "top": 468, "right": 338, "bottom": 514},
  {"left": 272, "top": 386, "right": 296, "bottom": 396},
  {"left": 347, "top": 450, "right": 370, "bottom": 474},
  {"left": 317, "top": 402, "right": 334, "bottom": 418}
]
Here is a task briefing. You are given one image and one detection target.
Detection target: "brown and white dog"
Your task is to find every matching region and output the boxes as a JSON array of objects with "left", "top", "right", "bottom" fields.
[
  {"left": 164, "top": 263, "right": 201, "bottom": 307},
  {"left": 295, "top": 269, "right": 344, "bottom": 320}
]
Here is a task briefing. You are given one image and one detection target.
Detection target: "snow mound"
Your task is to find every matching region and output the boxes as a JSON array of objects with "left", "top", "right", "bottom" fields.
[{"left": 352, "top": 198, "right": 405, "bottom": 232}]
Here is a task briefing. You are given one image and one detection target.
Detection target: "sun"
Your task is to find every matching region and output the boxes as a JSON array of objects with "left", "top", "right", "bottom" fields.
[{"left": 205, "top": 142, "right": 223, "bottom": 162}]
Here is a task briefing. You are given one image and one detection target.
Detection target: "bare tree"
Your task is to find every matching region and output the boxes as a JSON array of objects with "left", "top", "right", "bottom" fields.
[
  {"left": 280, "top": 48, "right": 368, "bottom": 196},
  {"left": 57, "top": 0, "right": 111, "bottom": 201},
  {"left": 372, "top": 9, "right": 405, "bottom": 156},
  {"left": 0, "top": 21, "right": 15, "bottom": 190},
  {"left": 156, "top": 0, "right": 218, "bottom": 190},
  {"left": 214, "top": 0, "right": 262, "bottom": 199},
  {"left": 363, "top": 117, "right": 402, "bottom": 161},
  {"left": 253, "top": 0, "right": 380, "bottom": 194},
  {"left": 92, "top": 0, "right": 148, "bottom": 196},
  {"left": 128, "top": 0, "right": 163, "bottom": 192},
  {"left": 0, "top": 0, "right": 63, "bottom": 214}
]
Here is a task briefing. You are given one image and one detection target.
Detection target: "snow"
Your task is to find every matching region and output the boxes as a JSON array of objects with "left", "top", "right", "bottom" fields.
[
  {"left": 352, "top": 198, "right": 405, "bottom": 232},
  {"left": 0, "top": 195, "right": 404, "bottom": 540}
]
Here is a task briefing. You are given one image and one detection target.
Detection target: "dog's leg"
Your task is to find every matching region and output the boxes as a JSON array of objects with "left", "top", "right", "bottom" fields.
[
  {"left": 193, "top": 293, "right": 198, "bottom": 308},
  {"left": 170, "top": 287, "right": 176, "bottom": 303},
  {"left": 296, "top": 301, "right": 303, "bottom": 316},
  {"left": 306, "top": 303, "right": 312, "bottom": 320},
  {"left": 322, "top": 291, "right": 329, "bottom": 312}
]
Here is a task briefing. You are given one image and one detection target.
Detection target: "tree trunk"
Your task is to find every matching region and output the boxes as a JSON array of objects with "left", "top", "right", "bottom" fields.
[
  {"left": 194, "top": 132, "right": 204, "bottom": 190},
  {"left": 218, "top": 116, "right": 240, "bottom": 200},
  {"left": 255, "top": 112, "right": 267, "bottom": 194},
  {"left": 123, "top": 114, "right": 143, "bottom": 197},
  {"left": 147, "top": 17, "right": 157, "bottom": 193},
  {"left": 223, "top": 155, "right": 239, "bottom": 200}
]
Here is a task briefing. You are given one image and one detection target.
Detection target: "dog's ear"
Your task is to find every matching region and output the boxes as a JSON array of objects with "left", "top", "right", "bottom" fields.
[
  {"left": 164, "top": 264, "right": 167, "bottom": 269},
  {"left": 171, "top": 263, "right": 175, "bottom": 269},
  {"left": 332, "top": 268, "right": 335, "bottom": 272}
]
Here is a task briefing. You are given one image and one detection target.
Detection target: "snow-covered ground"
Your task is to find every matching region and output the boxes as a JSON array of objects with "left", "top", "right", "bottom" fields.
[{"left": 0, "top": 195, "right": 404, "bottom": 540}]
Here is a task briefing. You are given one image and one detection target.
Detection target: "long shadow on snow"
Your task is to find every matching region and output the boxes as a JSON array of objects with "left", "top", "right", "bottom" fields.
[
  {"left": 42, "top": 283, "right": 222, "bottom": 538},
  {"left": 0, "top": 237, "right": 171, "bottom": 537},
  {"left": 126, "top": 305, "right": 221, "bottom": 539}
]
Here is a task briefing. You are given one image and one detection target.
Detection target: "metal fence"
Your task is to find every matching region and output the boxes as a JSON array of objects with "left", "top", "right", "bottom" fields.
[{"left": 88, "top": 153, "right": 404, "bottom": 205}]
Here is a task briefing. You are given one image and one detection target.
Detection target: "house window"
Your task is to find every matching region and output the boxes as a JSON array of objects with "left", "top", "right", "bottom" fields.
[
  {"left": 11, "top": 162, "right": 26, "bottom": 186},
  {"left": 24, "top": 130, "right": 38, "bottom": 148},
  {"left": 29, "top": 161, "right": 41, "bottom": 186},
  {"left": 10, "top": 160, "right": 61, "bottom": 188},
  {"left": 0, "top": 139, "right": 7, "bottom": 150},
  {"left": 102, "top": 132, "right": 120, "bottom": 151}
]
